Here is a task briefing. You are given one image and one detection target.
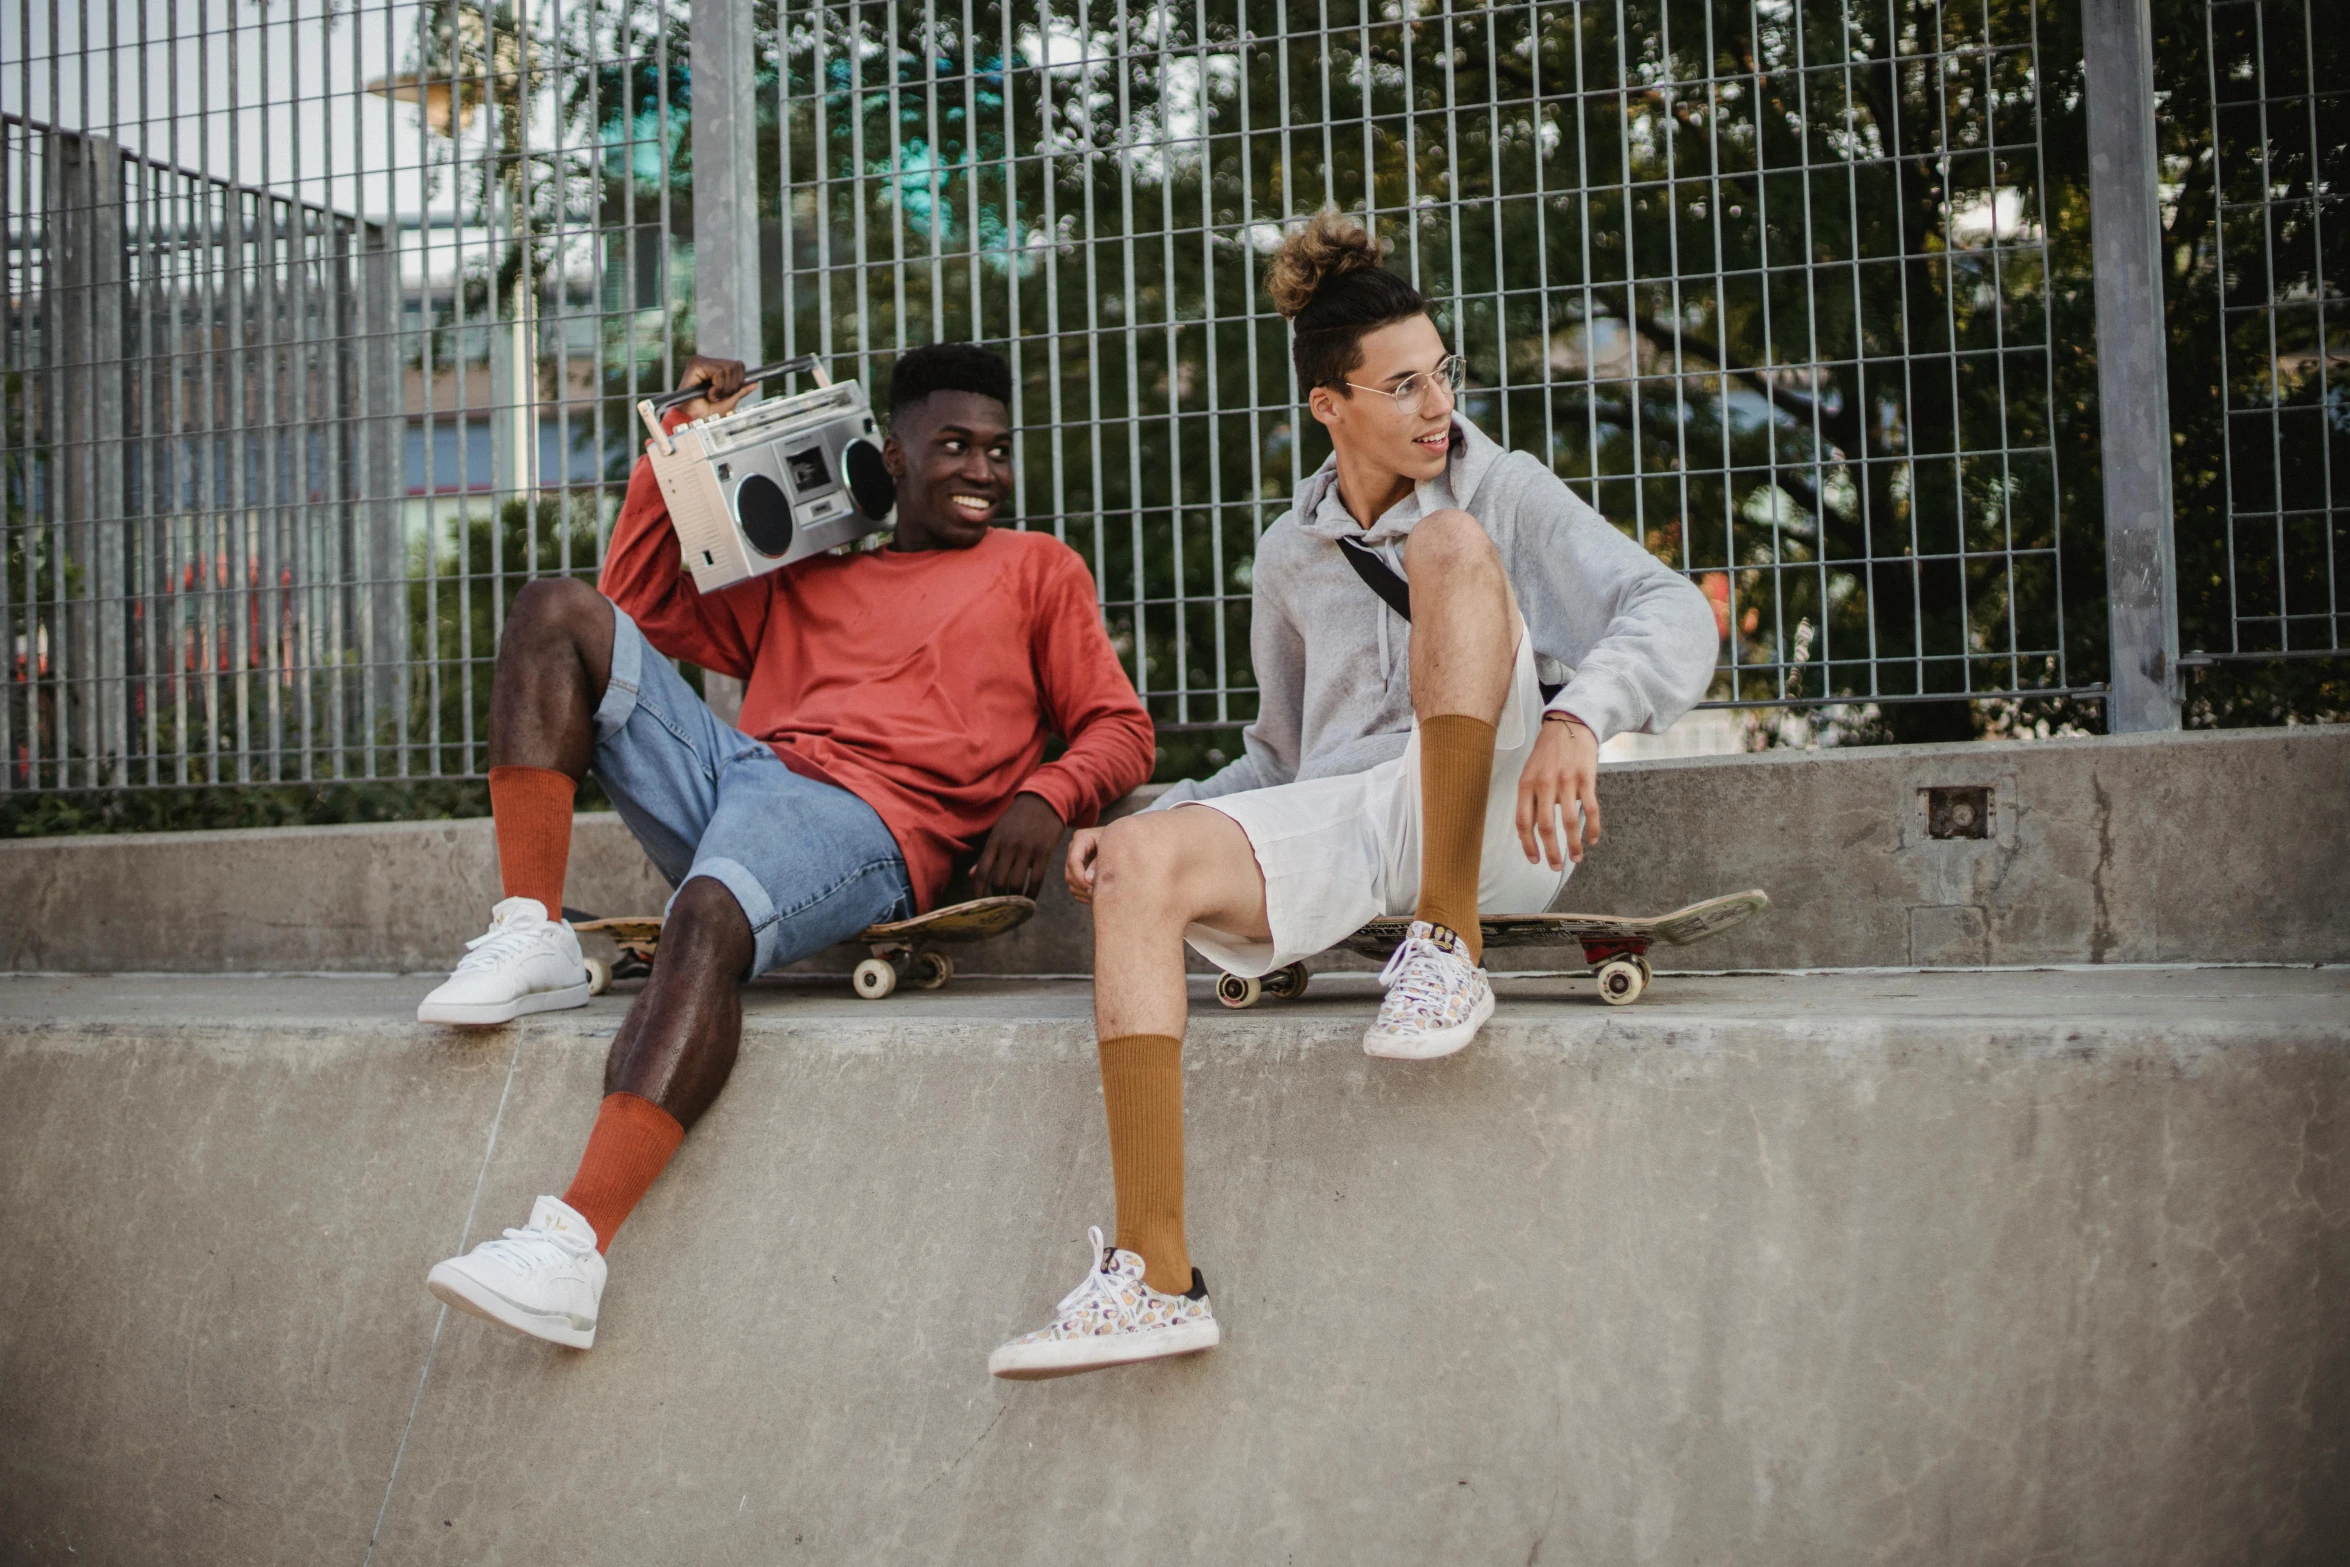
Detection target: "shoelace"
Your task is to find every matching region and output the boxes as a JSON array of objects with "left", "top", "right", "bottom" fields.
[
  {"left": 1378, "top": 930, "right": 1461, "bottom": 996},
  {"left": 455, "top": 917, "right": 556, "bottom": 972},
  {"left": 472, "top": 1223, "right": 587, "bottom": 1270},
  {"left": 1049, "top": 1225, "right": 1129, "bottom": 1322}
]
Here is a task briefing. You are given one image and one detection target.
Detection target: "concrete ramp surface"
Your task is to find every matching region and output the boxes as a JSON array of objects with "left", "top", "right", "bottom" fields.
[{"left": 2, "top": 970, "right": 2346, "bottom": 1565}]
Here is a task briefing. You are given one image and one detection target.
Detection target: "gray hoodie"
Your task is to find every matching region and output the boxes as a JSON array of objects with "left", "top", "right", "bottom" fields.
[{"left": 1157, "top": 415, "right": 1720, "bottom": 807}]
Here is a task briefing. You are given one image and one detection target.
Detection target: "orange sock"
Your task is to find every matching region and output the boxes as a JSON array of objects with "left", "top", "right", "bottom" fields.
[
  {"left": 559, "top": 1091, "right": 685, "bottom": 1252},
  {"left": 1415, "top": 713, "right": 1497, "bottom": 963},
  {"left": 1098, "top": 1033, "right": 1190, "bottom": 1294},
  {"left": 488, "top": 765, "right": 576, "bottom": 916}
]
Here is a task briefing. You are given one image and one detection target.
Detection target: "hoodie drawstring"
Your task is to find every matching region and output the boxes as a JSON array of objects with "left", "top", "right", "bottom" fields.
[
  {"left": 1376, "top": 577, "right": 1391, "bottom": 688},
  {"left": 1375, "top": 540, "right": 1401, "bottom": 689}
]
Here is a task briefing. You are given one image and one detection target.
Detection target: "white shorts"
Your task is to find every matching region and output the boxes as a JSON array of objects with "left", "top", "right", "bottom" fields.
[{"left": 1178, "top": 631, "right": 1573, "bottom": 977}]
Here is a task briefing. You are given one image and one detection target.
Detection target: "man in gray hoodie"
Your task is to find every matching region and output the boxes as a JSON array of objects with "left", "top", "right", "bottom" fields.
[{"left": 988, "top": 212, "right": 1719, "bottom": 1381}]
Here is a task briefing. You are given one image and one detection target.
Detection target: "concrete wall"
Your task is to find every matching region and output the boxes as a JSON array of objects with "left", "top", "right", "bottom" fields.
[
  {"left": 1, "top": 724, "right": 2341, "bottom": 974},
  {"left": 1560, "top": 722, "right": 2350, "bottom": 969},
  {"left": 1, "top": 969, "right": 2344, "bottom": 1565}
]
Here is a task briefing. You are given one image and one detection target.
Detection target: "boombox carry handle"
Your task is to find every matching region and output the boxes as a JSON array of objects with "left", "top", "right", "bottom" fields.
[{"left": 636, "top": 355, "right": 833, "bottom": 452}]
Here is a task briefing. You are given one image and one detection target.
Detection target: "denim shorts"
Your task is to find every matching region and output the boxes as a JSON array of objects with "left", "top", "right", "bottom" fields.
[{"left": 591, "top": 601, "right": 915, "bottom": 977}]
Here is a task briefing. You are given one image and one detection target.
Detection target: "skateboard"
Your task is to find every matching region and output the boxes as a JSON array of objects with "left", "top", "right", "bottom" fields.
[
  {"left": 1215, "top": 888, "right": 1770, "bottom": 1010},
  {"left": 571, "top": 894, "right": 1036, "bottom": 1000}
]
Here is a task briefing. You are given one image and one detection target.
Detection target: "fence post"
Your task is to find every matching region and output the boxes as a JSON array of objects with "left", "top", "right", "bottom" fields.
[
  {"left": 2082, "top": 0, "right": 2183, "bottom": 733},
  {"left": 691, "top": 0, "right": 762, "bottom": 726},
  {"left": 358, "top": 222, "right": 408, "bottom": 762},
  {"left": 49, "top": 130, "right": 130, "bottom": 786}
]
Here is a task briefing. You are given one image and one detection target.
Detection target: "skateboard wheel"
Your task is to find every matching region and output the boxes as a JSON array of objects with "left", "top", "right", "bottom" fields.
[
  {"left": 1215, "top": 972, "right": 1262, "bottom": 1009},
  {"left": 1263, "top": 962, "right": 1311, "bottom": 1001},
  {"left": 1594, "top": 957, "right": 1646, "bottom": 1006},
  {"left": 1634, "top": 955, "right": 1653, "bottom": 990},
  {"left": 913, "top": 950, "right": 953, "bottom": 990},
  {"left": 853, "top": 957, "right": 899, "bottom": 1000},
  {"left": 583, "top": 956, "right": 612, "bottom": 997}
]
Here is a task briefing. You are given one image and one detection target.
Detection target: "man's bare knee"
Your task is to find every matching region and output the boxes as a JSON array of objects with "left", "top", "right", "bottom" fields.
[
  {"left": 506, "top": 575, "right": 608, "bottom": 647},
  {"left": 661, "top": 877, "right": 755, "bottom": 971},
  {"left": 1093, "top": 817, "right": 1176, "bottom": 897},
  {"left": 1404, "top": 508, "right": 1498, "bottom": 574},
  {"left": 492, "top": 576, "right": 615, "bottom": 725},
  {"left": 1092, "top": 816, "right": 1198, "bottom": 916},
  {"left": 1094, "top": 810, "right": 1268, "bottom": 939}
]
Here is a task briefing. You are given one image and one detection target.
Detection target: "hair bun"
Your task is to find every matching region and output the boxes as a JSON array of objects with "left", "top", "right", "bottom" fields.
[{"left": 1264, "top": 210, "right": 1387, "bottom": 320}]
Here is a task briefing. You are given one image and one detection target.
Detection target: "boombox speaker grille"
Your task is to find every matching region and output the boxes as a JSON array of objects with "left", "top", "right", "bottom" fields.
[
  {"left": 843, "top": 439, "right": 895, "bottom": 521},
  {"left": 736, "top": 474, "right": 795, "bottom": 557}
]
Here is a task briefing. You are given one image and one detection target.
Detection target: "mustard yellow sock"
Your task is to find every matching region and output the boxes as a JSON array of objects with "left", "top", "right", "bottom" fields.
[
  {"left": 1098, "top": 1033, "right": 1191, "bottom": 1294},
  {"left": 1415, "top": 713, "right": 1497, "bottom": 963}
]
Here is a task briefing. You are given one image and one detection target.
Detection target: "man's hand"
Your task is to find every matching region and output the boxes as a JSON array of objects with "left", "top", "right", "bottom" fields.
[
  {"left": 973, "top": 793, "right": 1066, "bottom": 898},
  {"left": 1516, "top": 714, "right": 1602, "bottom": 870},
  {"left": 675, "top": 356, "right": 753, "bottom": 424},
  {"left": 1064, "top": 827, "right": 1103, "bottom": 904}
]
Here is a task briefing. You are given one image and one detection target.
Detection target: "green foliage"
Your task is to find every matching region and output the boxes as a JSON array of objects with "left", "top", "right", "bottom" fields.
[
  {"left": 0, "top": 778, "right": 496, "bottom": 838},
  {"left": 0, "top": 774, "right": 616, "bottom": 838}
]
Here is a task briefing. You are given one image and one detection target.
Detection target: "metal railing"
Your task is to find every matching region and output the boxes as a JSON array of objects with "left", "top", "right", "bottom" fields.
[
  {"left": 4, "top": 113, "right": 406, "bottom": 789},
  {"left": 1, "top": 0, "right": 2338, "bottom": 793}
]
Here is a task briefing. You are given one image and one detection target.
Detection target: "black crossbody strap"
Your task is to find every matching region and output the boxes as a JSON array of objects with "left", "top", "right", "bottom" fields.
[
  {"left": 1337, "top": 534, "right": 1414, "bottom": 622},
  {"left": 1334, "top": 533, "right": 1566, "bottom": 704}
]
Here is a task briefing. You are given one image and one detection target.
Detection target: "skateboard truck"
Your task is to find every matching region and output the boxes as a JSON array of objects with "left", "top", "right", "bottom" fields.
[
  {"left": 572, "top": 895, "right": 1035, "bottom": 1001},
  {"left": 850, "top": 940, "right": 951, "bottom": 1000},
  {"left": 1212, "top": 962, "right": 1312, "bottom": 1009},
  {"left": 1576, "top": 935, "right": 1654, "bottom": 1006}
]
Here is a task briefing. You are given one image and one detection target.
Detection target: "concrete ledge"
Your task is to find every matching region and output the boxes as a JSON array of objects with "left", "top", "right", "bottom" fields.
[
  {"left": 1, "top": 724, "right": 2343, "bottom": 974},
  {"left": 2, "top": 969, "right": 2345, "bottom": 1564},
  {"left": 1563, "top": 723, "right": 2350, "bottom": 969}
]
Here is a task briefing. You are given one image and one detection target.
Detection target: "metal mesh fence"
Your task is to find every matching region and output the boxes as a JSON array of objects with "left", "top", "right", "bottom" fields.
[
  {"left": 768, "top": 0, "right": 2095, "bottom": 740},
  {"left": 0, "top": 0, "right": 2294, "bottom": 793},
  {"left": 2191, "top": 0, "right": 2346, "bottom": 664},
  {"left": 5, "top": 0, "right": 688, "bottom": 789}
]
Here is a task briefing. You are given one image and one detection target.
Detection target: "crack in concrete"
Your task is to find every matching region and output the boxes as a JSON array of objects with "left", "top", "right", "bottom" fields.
[
  {"left": 2088, "top": 773, "right": 2117, "bottom": 963},
  {"left": 920, "top": 1405, "right": 1006, "bottom": 1498},
  {"left": 359, "top": 1029, "right": 527, "bottom": 1565}
]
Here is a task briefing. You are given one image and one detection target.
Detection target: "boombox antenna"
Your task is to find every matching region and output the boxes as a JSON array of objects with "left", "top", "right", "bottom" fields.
[{"left": 636, "top": 355, "right": 835, "bottom": 453}]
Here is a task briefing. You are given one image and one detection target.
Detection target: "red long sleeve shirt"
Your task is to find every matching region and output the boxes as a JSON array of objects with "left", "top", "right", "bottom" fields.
[{"left": 598, "top": 452, "right": 1155, "bottom": 912}]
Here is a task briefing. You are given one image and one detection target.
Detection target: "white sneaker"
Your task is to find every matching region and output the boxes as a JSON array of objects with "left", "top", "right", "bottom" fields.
[
  {"left": 989, "top": 1226, "right": 1220, "bottom": 1380},
  {"left": 426, "top": 1195, "right": 606, "bottom": 1349},
  {"left": 416, "top": 897, "right": 591, "bottom": 1025},
  {"left": 1362, "top": 919, "right": 1494, "bottom": 1060}
]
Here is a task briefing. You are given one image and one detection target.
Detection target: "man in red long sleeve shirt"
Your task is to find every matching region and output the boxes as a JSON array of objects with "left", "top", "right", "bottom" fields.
[{"left": 418, "top": 344, "right": 1155, "bottom": 1350}]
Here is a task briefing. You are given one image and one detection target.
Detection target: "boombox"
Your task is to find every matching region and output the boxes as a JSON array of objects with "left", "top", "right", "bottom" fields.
[{"left": 636, "top": 356, "right": 896, "bottom": 592}]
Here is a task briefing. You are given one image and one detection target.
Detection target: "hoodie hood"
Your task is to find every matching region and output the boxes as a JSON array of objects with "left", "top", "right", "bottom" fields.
[{"left": 1291, "top": 416, "right": 1511, "bottom": 546}]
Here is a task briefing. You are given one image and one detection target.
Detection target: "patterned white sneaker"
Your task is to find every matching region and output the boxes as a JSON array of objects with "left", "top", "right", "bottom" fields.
[
  {"left": 1362, "top": 919, "right": 1494, "bottom": 1060},
  {"left": 416, "top": 897, "right": 591, "bottom": 1026},
  {"left": 989, "top": 1226, "right": 1220, "bottom": 1380},
  {"left": 425, "top": 1195, "right": 606, "bottom": 1349}
]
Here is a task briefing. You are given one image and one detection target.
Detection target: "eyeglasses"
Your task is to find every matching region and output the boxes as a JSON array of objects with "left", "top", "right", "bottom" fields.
[{"left": 1343, "top": 354, "right": 1466, "bottom": 417}]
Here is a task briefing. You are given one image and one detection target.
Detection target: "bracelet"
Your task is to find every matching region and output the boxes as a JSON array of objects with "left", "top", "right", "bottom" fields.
[{"left": 1541, "top": 710, "right": 1590, "bottom": 733}]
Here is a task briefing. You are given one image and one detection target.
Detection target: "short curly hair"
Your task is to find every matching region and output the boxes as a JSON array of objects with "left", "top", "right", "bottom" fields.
[{"left": 887, "top": 342, "right": 1014, "bottom": 416}]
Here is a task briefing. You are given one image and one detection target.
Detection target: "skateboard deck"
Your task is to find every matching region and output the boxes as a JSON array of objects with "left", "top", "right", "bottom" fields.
[
  {"left": 1216, "top": 888, "right": 1770, "bottom": 1008},
  {"left": 1336, "top": 889, "right": 1770, "bottom": 963},
  {"left": 572, "top": 895, "right": 1037, "bottom": 999}
]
